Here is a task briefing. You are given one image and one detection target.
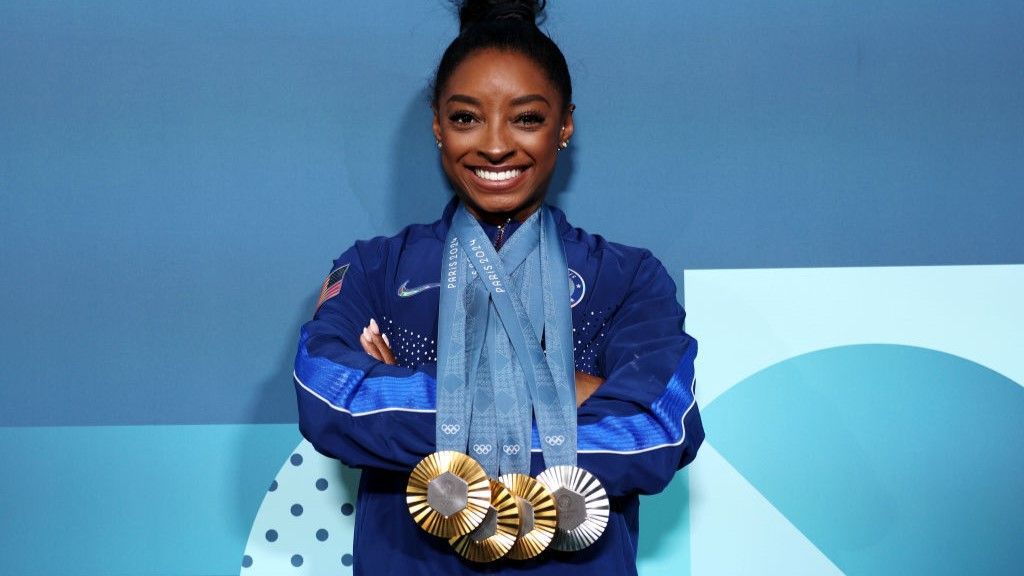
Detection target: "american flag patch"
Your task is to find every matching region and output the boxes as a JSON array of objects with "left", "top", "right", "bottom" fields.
[{"left": 315, "top": 264, "right": 349, "bottom": 313}]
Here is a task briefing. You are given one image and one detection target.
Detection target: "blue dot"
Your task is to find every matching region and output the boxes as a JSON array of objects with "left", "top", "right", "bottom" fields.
[
  {"left": 342, "top": 554, "right": 354, "bottom": 567},
  {"left": 291, "top": 554, "right": 304, "bottom": 567},
  {"left": 291, "top": 503, "right": 304, "bottom": 517},
  {"left": 290, "top": 453, "right": 303, "bottom": 466},
  {"left": 242, "top": 555, "right": 252, "bottom": 568},
  {"left": 316, "top": 478, "right": 328, "bottom": 491},
  {"left": 316, "top": 528, "right": 329, "bottom": 541},
  {"left": 265, "top": 529, "right": 278, "bottom": 542},
  {"left": 268, "top": 480, "right": 278, "bottom": 492},
  {"left": 341, "top": 503, "right": 354, "bottom": 516}
]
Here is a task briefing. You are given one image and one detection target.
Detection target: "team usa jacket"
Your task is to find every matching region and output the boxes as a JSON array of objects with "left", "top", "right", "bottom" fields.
[{"left": 294, "top": 200, "right": 704, "bottom": 575}]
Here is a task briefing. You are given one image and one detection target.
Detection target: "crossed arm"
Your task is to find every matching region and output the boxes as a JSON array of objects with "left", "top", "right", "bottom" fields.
[{"left": 357, "top": 317, "right": 604, "bottom": 407}]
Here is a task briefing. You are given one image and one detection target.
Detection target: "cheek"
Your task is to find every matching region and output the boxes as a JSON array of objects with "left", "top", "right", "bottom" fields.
[
  {"left": 526, "top": 140, "right": 559, "bottom": 166},
  {"left": 526, "top": 129, "right": 560, "bottom": 155}
]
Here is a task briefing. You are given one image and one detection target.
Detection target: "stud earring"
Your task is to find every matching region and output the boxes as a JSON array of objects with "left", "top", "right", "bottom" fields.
[
  {"left": 558, "top": 140, "right": 569, "bottom": 150},
  {"left": 436, "top": 139, "right": 442, "bottom": 149}
]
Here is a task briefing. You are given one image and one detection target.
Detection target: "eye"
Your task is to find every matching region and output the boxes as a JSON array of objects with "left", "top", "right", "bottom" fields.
[
  {"left": 447, "top": 111, "right": 478, "bottom": 126},
  {"left": 515, "top": 112, "right": 546, "bottom": 127}
]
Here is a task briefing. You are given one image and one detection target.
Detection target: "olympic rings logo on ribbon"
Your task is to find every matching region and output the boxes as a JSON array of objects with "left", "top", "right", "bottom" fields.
[
  {"left": 440, "top": 424, "right": 461, "bottom": 435},
  {"left": 544, "top": 435, "right": 566, "bottom": 446},
  {"left": 502, "top": 444, "right": 521, "bottom": 455},
  {"left": 472, "top": 444, "right": 493, "bottom": 455}
]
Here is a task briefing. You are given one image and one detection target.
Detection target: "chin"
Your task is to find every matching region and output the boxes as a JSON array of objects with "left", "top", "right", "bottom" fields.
[{"left": 462, "top": 192, "right": 542, "bottom": 222}]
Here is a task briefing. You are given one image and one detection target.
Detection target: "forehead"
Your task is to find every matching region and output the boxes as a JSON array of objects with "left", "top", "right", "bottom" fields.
[{"left": 440, "top": 49, "right": 560, "bottom": 106}]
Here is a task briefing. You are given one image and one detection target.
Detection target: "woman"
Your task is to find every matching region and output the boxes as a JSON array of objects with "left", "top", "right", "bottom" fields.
[{"left": 294, "top": 1, "right": 703, "bottom": 574}]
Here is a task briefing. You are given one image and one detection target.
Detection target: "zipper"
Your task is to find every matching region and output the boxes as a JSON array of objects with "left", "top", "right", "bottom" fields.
[{"left": 493, "top": 217, "right": 512, "bottom": 250}]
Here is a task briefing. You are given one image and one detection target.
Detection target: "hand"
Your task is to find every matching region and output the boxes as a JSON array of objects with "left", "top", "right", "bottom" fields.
[
  {"left": 575, "top": 371, "right": 604, "bottom": 407},
  {"left": 360, "top": 318, "right": 396, "bottom": 365}
]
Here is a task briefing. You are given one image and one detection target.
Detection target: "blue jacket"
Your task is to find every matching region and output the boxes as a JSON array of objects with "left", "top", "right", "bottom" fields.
[{"left": 294, "top": 201, "right": 703, "bottom": 575}]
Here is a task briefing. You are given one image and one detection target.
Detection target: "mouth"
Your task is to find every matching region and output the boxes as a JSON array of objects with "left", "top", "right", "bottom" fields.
[{"left": 472, "top": 167, "right": 524, "bottom": 182}]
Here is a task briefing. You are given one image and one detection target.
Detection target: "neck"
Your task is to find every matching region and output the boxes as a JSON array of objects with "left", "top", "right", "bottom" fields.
[{"left": 462, "top": 200, "right": 542, "bottom": 226}]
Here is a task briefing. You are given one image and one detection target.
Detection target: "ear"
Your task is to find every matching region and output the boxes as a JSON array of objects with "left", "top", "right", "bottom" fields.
[
  {"left": 432, "top": 108, "right": 443, "bottom": 144},
  {"left": 559, "top": 104, "right": 575, "bottom": 144}
]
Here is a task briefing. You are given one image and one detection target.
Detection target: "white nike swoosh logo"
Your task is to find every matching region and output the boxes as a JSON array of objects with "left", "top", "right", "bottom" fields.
[{"left": 397, "top": 280, "right": 441, "bottom": 298}]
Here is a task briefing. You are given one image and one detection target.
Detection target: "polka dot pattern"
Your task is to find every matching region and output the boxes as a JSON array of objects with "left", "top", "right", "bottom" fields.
[
  {"left": 380, "top": 304, "right": 615, "bottom": 377},
  {"left": 380, "top": 316, "right": 436, "bottom": 369},
  {"left": 242, "top": 440, "right": 359, "bottom": 574},
  {"left": 572, "top": 305, "right": 616, "bottom": 375}
]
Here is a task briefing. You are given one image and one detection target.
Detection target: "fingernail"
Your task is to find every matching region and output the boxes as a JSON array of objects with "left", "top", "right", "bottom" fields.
[
  {"left": 381, "top": 333, "right": 390, "bottom": 346},
  {"left": 369, "top": 318, "right": 380, "bottom": 334},
  {"left": 361, "top": 327, "right": 370, "bottom": 340}
]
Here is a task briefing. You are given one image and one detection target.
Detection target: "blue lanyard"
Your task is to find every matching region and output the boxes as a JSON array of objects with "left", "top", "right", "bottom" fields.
[{"left": 436, "top": 204, "right": 576, "bottom": 476}]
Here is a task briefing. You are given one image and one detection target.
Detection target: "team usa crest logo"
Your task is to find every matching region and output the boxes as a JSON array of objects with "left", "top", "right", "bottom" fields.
[{"left": 568, "top": 268, "right": 585, "bottom": 308}]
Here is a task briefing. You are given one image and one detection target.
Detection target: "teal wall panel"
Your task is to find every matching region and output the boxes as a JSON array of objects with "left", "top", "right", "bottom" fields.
[{"left": 0, "top": 425, "right": 299, "bottom": 575}]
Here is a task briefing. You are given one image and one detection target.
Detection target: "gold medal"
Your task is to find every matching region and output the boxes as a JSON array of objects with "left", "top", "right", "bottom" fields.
[
  {"left": 497, "top": 473, "right": 558, "bottom": 560},
  {"left": 406, "top": 451, "right": 491, "bottom": 538},
  {"left": 536, "top": 465, "right": 609, "bottom": 552},
  {"left": 449, "top": 478, "right": 520, "bottom": 562}
]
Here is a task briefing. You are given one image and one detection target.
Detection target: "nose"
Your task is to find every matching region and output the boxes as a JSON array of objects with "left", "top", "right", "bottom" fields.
[{"left": 477, "top": 122, "right": 514, "bottom": 164}]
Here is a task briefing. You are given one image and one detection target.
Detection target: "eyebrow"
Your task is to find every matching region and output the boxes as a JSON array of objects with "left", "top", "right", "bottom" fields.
[
  {"left": 510, "top": 94, "right": 550, "bottom": 107},
  {"left": 446, "top": 94, "right": 481, "bottom": 106},
  {"left": 445, "top": 94, "right": 551, "bottom": 107}
]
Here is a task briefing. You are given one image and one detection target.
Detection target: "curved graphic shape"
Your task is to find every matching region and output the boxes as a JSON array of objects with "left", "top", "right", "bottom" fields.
[
  {"left": 241, "top": 440, "right": 361, "bottom": 574},
  {"left": 704, "top": 344, "right": 1024, "bottom": 575}
]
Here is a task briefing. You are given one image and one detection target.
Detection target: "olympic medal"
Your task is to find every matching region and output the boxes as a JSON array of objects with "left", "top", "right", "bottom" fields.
[
  {"left": 497, "top": 473, "right": 558, "bottom": 560},
  {"left": 536, "top": 465, "right": 609, "bottom": 551},
  {"left": 407, "top": 451, "right": 491, "bottom": 538},
  {"left": 449, "top": 478, "right": 520, "bottom": 562}
]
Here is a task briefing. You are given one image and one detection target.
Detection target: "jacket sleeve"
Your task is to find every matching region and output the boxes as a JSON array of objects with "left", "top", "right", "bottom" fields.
[
  {"left": 573, "top": 251, "right": 704, "bottom": 498},
  {"left": 294, "top": 243, "right": 436, "bottom": 472}
]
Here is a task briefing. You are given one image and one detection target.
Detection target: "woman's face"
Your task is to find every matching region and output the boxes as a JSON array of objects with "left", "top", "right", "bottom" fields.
[{"left": 433, "top": 49, "right": 574, "bottom": 224}]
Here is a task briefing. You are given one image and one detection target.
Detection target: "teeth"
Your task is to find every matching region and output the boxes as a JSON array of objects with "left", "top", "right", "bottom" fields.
[{"left": 474, "top": 168, "right": 522, "bottom": 182}]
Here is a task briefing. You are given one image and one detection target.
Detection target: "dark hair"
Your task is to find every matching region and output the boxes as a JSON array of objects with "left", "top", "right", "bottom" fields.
[{"left": 432, "top": 0, "right": 572, "bottom": 109}]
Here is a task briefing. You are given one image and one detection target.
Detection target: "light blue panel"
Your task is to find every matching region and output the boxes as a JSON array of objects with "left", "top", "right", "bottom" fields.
[
  {"left": 0, "top": 424, "right": 300, "bottom": 575},
  {"left": 637, "top": 472, "right": 691, "bottom": 575},
  {"left": 704, "top": 345, "right": 1024, "bottom": 575}
]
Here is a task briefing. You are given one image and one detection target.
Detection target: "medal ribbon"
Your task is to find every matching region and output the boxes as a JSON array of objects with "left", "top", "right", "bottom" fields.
[{"left": 436, "top": 204, "right": 577, "bottom": 477}]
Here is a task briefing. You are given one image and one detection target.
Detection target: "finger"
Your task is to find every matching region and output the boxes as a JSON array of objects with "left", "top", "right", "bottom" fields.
[
  {"left": 378, "top": 335, "right": 396, "bottom": 365},
  {"left": 361, "top": 327, "right": 382, "bottom": 361},
  {"left": 369, "top": 318, "right": 381, "bottom": 335},
  {"left": 364, "top": 326, "right": 397, "bottom": 366},
  {"left": 367, "top": 329, "right": 396, "bottom": 366}
]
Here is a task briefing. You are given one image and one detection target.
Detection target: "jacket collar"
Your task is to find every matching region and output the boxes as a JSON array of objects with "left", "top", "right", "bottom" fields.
[{"left": 433, "top": 197, "right": 572, "bottom": 242}]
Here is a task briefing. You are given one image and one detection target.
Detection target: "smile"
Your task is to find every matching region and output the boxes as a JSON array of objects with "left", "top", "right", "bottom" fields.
[{"left": 473, "top": 168, "right": 523, "bottom": 182}]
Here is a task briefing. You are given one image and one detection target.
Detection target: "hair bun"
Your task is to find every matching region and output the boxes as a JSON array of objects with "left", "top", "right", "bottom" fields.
[{"left": 458, "top": 0, "right": 545, "bottom": 33}]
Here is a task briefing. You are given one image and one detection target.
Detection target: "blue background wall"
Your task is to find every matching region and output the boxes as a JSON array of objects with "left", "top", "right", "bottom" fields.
[{"left": 1, "top": 1, "right": 1021, "bottom": 574}]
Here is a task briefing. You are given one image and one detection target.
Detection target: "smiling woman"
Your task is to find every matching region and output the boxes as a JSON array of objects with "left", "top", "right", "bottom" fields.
[
  {"left": 292, "top": 1, "right": 703, "bottom": 575},
  {"left": 432, "top": 49, "right": 574, "bottom": 223}
]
